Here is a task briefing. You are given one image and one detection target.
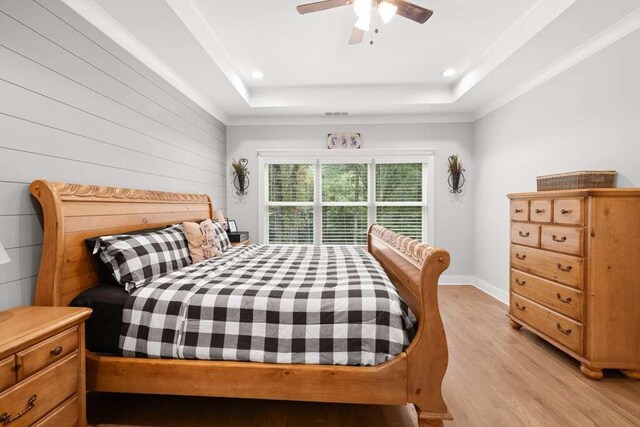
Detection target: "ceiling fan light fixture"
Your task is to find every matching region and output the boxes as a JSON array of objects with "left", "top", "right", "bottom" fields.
[
  {"left": 378, "top": 1, "right": 397, "bottom": 24},
  {"left": 353, "top": 0, "right": 372, "bottom": 17},
  {"left": 354, "top": 14, "right": 371, "bottom": 31}
]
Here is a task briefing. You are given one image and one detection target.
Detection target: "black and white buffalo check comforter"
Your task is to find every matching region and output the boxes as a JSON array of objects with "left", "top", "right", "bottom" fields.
[{"left": 120, "top": 245, "right": 416, "bottom": 366}]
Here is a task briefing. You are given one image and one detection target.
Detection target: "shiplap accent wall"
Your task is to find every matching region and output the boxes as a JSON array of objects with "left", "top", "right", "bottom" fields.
[{"left": 0, "top": 0, "right": 226, "bottom": 310}]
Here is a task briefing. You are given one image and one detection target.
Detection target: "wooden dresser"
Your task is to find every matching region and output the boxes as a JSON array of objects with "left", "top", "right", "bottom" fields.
[
  {"left": 507, "top": 189, "right": 640, "bottom": 380},
  {"left": 0, "top": 306, "right": 91, "bottom": 426}
]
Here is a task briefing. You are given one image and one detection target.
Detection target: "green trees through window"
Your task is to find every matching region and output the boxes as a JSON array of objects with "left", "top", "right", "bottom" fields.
[{"left": 266, "top": 161, "right": 426, "bottom": 245}]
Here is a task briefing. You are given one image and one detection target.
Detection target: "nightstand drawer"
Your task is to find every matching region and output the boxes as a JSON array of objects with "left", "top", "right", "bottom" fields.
[
  {"left": 33, "top": 396, "right": 78, "bottom": 427},
  {"left": 511, "top": 223, "right": 539, "bottom": 247},
  {"left": 0, "top": 352, "right": 78, "bottom": 427},
  {"left": 511, "top": 245, "right": 583, "bottom": 289},
  {"left": 16, "top": 327, "right": 78, "bottom": 381},
  {"left": 511, "top": 270, "right": 583, "bottom": 321},
  {"left": 0, "top": 356, "right": 16, "bottom": 393},
  {"left": 511, "top": 294, "right": 583, "bottom": 355}
]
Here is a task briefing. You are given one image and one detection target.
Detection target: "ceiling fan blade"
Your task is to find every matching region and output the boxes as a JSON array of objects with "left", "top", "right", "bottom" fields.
[
  {"left": 348, "top": 26, "right": 364, "bottom": 44},
  {"left": 297, "top": 0, "right": 349, "bottom": 14},
  {"left": 395, "top": 0, "right": 433, "bottom": 24}
]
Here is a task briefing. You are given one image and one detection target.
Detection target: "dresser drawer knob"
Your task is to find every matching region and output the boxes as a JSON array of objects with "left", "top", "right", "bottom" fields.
[
  {"left": 515, "top": 253, "right": 526, "bottom": 260},
  {"left": 557, "top": 263, "right": 573, "bottom": 272},
  {"left": 535, "top": 209, "right": 545, "bottom": 214},
  {"left": 556, "top": 323, "right": 572, "bottom": 335},
  {"left": 0, "top": 394, "right": 37, "bottom": 425},
  {"left": 515, "top": 278, "right": 526, "bottom": 286},
  {"left": 515, "top": 302, "right": 526, "bottom": 311},
  {"left": 518, "top": 231, "right": 530, "bottom": 238},
  {"left": 560, "top": 209, "right": 572, "bottom": 215},
  {"left": 50, "top": 346, "right": 63, "bottom": 356},
  {"left": 556, "top": 293, "right": 572, "bottom": 304},
  {"left": 514, "top": 208, "right": 523, "bottom": 213},
  {"left": 552, "top": 234, "right": 567, "bottom": 243}
]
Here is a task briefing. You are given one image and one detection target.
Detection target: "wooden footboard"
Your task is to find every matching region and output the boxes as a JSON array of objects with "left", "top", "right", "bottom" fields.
[
  {"left": 368, "top": 225, "right": 453, "bottom": 425},
  {"left": 29, "top": 180, "right": 452, "bottom": 425}
]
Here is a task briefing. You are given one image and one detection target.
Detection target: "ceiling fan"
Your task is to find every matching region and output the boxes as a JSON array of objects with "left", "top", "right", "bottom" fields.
[{"left": 297, "top": 0, "right": 433, "bottom": 45}]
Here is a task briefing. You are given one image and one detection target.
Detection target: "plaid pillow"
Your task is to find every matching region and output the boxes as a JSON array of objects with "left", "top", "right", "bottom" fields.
[
  {"left": 93, "top": 224, "right": 191, "bottom": 292},
  {"left": 211, "top": 221, "right": 231, "bottom": 253}
]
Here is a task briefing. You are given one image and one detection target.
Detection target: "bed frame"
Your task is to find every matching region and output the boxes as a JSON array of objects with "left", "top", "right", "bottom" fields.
[{"left": 29, "top": 179, "right": 452, "bottom": 426}]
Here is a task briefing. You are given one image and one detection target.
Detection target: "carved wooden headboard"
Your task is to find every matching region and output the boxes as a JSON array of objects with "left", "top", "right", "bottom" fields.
[{"left": 29, "top": 180, "right": 214, "bottom": 306}]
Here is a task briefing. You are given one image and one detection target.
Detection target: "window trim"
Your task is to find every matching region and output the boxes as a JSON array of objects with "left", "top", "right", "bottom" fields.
[{"left": 257, "top": 149, "right": 436, "bottom": 246}]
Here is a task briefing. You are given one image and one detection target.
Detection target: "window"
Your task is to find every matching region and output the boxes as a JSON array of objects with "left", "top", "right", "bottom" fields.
[
  {"left": 260, "top": 151, "right": 433, "bottom": 245},
  {"left": 375, "top": 163, "right": 423, "bottom": 240},
  {"left": 322, "top": 163, "right": 368, "bottom": 245},
  {"left": 267, "top": 164, "right": 314, "bottom": 244}
]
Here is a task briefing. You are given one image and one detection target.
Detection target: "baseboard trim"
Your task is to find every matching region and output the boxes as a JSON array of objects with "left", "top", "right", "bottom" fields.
[
  {"left": 439, "top": 275, "right": 508, "bottom": 305},
  {"left": 469, "top": 276, "right": 509, "bottom": 305},
  {"left": 438, "top": 275, "right": 475, "bottom": 285}
]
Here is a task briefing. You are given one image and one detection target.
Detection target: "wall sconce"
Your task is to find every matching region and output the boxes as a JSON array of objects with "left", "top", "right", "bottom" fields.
[
  {"left": 232, "top": 158, "right": 250, "bottom": 196},
  {"left": 447, "top": 154, "right": 466, "bottom": 194}
]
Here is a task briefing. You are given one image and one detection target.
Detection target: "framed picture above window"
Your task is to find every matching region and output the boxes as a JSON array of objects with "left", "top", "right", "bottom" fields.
[{"left": 327, "top": 133, "right": 361, "bottom": 149}]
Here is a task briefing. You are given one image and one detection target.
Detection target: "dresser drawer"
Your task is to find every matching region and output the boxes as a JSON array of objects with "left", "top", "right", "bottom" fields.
[
  {"left": 0, "top": 352, "right": 78, "bottom": 427},
  {"left": 16, "top": 327, "right": 78, "bottom": 382},
  {"left": 510, "top": 199, "right": 529, "bottom": 221},
  {"left": 530, "top": 199, "right": 552, "bottom": 223},
  {"left": 541, "top": 226, "right": 584, "bottom": 256},
  {"left": 553, "top": 198, "right": 584, "bottom": 225},
  {"left": 510, "top": 294, "right": 583, "bottom": 355},
  {"left": 0, "top": 356, "right": 16, "bottom": 393},
  {"left": 511, "top": 245, "right": 583, "bottom": 288},
  {"left": 510, "top": 223, "right": 539, "bottom": 247},
  {"left": 32, "top": 396, "right": 78, "bottom": 427},
  {"left": 511, "top": 270, "right": 583, "bottom": 321}
]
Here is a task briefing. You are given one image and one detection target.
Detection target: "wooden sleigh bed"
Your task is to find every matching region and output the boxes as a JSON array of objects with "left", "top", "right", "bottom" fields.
[{"left": 29, "top": 179, "right": 453, "bottom": 426}]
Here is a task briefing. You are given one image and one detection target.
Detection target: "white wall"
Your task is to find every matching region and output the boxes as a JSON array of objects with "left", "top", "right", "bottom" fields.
[
  {"left": 226, "top": 122, "right": 474, "bottom": 276},
  {"left": 472, "top": 29, "right": 640, "bottom": 302},
  {"left": 0, "top": 0, "right": 226, "bottom": 310}
]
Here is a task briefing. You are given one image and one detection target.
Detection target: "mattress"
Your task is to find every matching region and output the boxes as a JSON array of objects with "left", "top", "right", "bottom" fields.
[
  {"left": 71, "top": 244, "right": 416, "bottom": 366},
  {"left": 70, "top": 283, "right": 129, "bottom": 354}
]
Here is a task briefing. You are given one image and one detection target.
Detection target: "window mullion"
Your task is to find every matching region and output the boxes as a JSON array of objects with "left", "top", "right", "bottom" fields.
[
  {"left": 422, "top": 160, "right": 429, "bottom": 242},
  {"left": 369, "top": 160, "right": 376, "bottom": 229},
  {"left": 315, "top": 159, "right": 322, "bottom": 246}
]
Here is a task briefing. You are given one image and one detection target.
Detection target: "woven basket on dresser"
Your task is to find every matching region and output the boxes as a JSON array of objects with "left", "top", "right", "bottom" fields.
[{"left": 537, "top": 171, "right": 616, "bottom": 191}]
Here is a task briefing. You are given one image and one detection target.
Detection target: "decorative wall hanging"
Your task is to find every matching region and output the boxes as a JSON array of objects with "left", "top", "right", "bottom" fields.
[
  {"left": 327, "top": 133, "right": 361, "bottom": 149},
  {"left": 447, "top": 155, "right": 466, "bottom": 194},
  {"left": 232, "top": 158, "right": 250, "bottom": 196}
]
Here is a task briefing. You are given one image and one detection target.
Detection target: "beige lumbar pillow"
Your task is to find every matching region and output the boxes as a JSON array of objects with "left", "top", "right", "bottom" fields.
[{"left": 183, "top": 219, "right": 221, "bottom": 263}]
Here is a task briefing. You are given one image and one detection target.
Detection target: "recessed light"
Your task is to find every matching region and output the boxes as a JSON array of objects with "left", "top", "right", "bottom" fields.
[
  {"left": 442, "top": 69, "right": 456, "bottom": 78},
  {"left": 251, "top": 70, "right": 264, "bottom": 80}
]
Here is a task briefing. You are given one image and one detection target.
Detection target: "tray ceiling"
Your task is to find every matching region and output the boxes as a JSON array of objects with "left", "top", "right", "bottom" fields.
[{"left": 74, "top": 0, "right": 640, "bottom": 123}]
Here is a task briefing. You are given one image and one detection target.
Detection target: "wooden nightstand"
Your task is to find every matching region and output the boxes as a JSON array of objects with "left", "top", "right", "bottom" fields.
[
  {"left": 0, "top": 306, "right": 92, "bottom": 426},
  {"left": 230, "top": 239, "right": 250, "bottom": 247}
]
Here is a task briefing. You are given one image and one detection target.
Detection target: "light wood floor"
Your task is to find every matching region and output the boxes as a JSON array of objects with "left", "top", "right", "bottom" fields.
[{"left": 88, "top": 286, "right": 640, "bottom": 426}]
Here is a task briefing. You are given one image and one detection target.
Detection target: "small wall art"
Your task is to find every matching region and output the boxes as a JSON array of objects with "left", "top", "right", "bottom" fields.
[{"left": 327, "top": 133, "right": 361, "bottom": 149}]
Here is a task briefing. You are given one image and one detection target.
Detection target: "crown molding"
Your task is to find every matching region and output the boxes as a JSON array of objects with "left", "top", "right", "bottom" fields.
[
  {"left": 453, "top": 0, "right": 576, "bottom": 101},
  {"left": 164, "top": 0, "right": 250, "bottom": 103},
  {"left": 227, "top": 113, "right": 474, "bottom": 126},
  {"left": 474, "top": 6, "right": 640, "bottom": 120},
  {"left": 59, "top": 0, "right": 228, "bottom": 123}
]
